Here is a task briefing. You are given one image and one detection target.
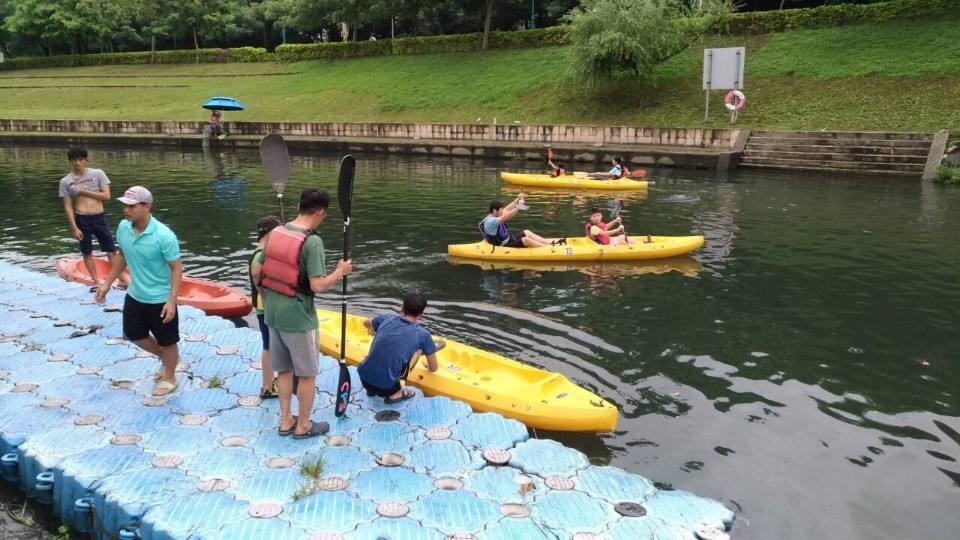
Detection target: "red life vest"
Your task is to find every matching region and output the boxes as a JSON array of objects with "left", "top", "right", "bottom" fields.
[
  {"left": 260, "top": 226, "right": 316, "bottom": 297},
  {"left": 585, "top": 221, "right": 610, "bottom": 245}
]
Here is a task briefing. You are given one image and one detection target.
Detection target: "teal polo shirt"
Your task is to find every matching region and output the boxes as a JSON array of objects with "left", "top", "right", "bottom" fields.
[{"left": 116, "top": 216, "right": 181, "bottom": 304}]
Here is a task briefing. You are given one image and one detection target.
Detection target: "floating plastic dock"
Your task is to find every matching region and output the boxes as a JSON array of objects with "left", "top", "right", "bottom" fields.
[{"left": 0, "top": 261, "right": 734, "bottom": 539}]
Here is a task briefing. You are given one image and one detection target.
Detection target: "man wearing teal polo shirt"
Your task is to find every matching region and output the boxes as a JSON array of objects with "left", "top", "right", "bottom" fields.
[{"left": 95, "top": 186, "right": 183, "bottom": 396}]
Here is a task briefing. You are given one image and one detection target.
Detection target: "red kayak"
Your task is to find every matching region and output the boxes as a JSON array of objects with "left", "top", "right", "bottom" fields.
[{"left": 56, "top": 257, "right": 252, "bottom": 318}]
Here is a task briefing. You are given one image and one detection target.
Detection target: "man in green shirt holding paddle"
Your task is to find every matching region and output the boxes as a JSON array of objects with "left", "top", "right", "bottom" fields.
[{"left": 252, "top": 188, "right": 352, "bottom": 439}]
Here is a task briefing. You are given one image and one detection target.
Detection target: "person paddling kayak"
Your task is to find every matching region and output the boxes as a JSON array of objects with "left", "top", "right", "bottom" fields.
[{"left": 480, "top": 195, "right": 556, "bottom": 248}]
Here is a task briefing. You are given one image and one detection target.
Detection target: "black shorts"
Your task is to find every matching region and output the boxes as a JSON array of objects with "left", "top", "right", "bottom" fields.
[
  {"left": 502, "top": 234, "right": 526, "bottom": 248},
  {"left": 362, "top": 380, "right": 402, "bottom": 398},
  {"left": 75, "top": 213, "right": 117, "bottom": 255},
  {"left": 123, "top": 295, "right": 180, "bottom": 347}
]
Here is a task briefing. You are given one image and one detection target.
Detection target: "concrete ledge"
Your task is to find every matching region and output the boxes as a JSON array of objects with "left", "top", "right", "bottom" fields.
[
  {"left": 0, "top": 119, "right": 736, "bottom": 149},
  {"left": 922, "top": 130, "right": 950, "bottom": 181},
  {"left": 0, "top": 132, "right": 726, "bottom": 170}
]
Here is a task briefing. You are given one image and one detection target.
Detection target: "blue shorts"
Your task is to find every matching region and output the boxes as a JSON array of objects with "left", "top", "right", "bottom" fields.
[
  {"left": 257, "top": 314, "right": 270, "bottom": 351},
  {"left": 75, "top": 213, "right": 117, "bottom": 255}
]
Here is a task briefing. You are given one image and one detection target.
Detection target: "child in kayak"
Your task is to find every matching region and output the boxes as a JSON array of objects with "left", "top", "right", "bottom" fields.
[
  {"left": 548, "top": 156, "right": 565, "bottom": 178},
  {"left": 480, "top": 195, "right": 556, "bottom": 248},
  {"left": 590, "top": 157, "right": 628, "bottom": 179},
  {"left": 585, "top": 207, "right": 630, "bottom": 245}
]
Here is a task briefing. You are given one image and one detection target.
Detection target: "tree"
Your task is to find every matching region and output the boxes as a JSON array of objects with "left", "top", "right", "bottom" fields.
[
  {"left": 76, "top": 0, "right": 137, "bottom": 53},
  {"left": 566, "top": 0, "right": 733, "bottom": 86}
]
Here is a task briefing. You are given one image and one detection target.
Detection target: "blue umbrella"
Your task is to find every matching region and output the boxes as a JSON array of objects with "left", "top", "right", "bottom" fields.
[{"left": 201, "top": 97, "right": 245, "bottom": 111}]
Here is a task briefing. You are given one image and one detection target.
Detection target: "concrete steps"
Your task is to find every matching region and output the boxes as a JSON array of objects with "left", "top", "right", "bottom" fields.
[{"left": 740, "top": 131, "right": 934, "bottom": 177}]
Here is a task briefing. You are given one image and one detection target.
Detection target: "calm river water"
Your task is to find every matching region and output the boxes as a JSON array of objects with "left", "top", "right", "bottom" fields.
[{"left": 0, "top": 143, "right": 958, "bottom": 539}]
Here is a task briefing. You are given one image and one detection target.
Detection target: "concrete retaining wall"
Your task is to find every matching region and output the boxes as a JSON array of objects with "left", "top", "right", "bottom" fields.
[{"left": 0, "top": 119, "right": 735, "bottom": 149}]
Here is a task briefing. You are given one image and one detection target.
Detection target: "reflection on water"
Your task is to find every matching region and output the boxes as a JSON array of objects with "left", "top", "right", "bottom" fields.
[
  {"left": 1, "top": 145, "right": 959, "bottom": 539},
  {"left": 448, "top": 256, "right": 703, "bottom": 300}
]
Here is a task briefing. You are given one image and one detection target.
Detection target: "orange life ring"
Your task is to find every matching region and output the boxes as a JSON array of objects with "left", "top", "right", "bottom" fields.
[{"left": 724, "top": 90, "right": 746, "bottom": 111}]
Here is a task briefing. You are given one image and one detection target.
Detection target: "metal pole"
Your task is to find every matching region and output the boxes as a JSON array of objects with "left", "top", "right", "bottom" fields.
[
  {"left": 704, "top": 51, "right": 712, "bottom": 121},
  {"left": 530, "top": 0, "right": 536, "bottom": 29},
  {"left": 282, "top": 19, "right": 286, "bottom": 44}
]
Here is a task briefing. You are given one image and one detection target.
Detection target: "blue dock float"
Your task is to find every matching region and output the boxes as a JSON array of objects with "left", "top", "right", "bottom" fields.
[{"left": 0, "top": 260, "right": 735, "bottom": 539}]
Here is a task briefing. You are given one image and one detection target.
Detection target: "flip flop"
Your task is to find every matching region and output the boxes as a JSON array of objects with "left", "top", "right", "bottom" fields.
[
  {"left": 384, "top": 390, "right": 415, "bottom": 404},
  {"left": 277, "top": 415, "right": 298, "bottom": 436},
  {"left": 293, "top": 421, "right": 329, "bottom": 439},
  {"left": 88, "top": 286, "right": 99, "bottom": 293},
  {"left": 151, "top": 380, "right": 178, "bottom": 396},
  {"left": 153, "top": 366, "right": 165, "bottom": 383}
]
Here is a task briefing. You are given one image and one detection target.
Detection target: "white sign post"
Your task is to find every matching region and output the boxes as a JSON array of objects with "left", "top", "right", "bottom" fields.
[{"left": 703, "top": 47, "right": 745, "bottom": 121}]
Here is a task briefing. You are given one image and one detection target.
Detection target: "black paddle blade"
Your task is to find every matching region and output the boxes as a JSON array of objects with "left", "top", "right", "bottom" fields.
[
  {"left": 259, "top": 134, "right": 290, "bottom": 195},
  {"left": 338, "top": 155, "right": 356, "bottom": 219},
  {"left": 335, "top": 363, "right": 350, "bottom": 417}
]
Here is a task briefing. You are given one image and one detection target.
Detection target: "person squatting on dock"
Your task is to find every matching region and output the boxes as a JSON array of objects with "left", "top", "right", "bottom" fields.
[
  {"left": 251, "top": 188, "right": 352, "bottom": 439},
  {"left": 357, "top": 292, "right": 440, "bottom": 404},
  {"left": 94, "top": 186, "right": 183, "bottom": 396},
  {"left": 58, "top": 147, "right": 127, "bottom": 291}
]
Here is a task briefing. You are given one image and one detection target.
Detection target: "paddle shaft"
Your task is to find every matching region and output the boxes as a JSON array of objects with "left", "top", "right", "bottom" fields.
[
  {"left": 335, "top": 155, "right": 356, "bottom": 417},
  {"left": 612, "top": 199, "right": 627, "bottom": 242}
]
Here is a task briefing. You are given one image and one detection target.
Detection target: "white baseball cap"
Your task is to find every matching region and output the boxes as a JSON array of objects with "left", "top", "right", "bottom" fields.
[{"left": 117, "top": 186, "right": 153, "bottom": 205}]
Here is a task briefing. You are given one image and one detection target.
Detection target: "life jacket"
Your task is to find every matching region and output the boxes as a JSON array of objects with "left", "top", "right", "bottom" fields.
[
  {"left": 478, "top": 219, "right": 508, "bottom": 246},
  {"left": 585, "top": 221, "right": 610, "bottom": 245},
  {"left": 260, "top": 226, "right": 317, "bottom": 297},
  {"left": 550, "top": 166, "right": 564, "bottom": 178},
  {"left": 619, "top": 164, "right": 629, "bottom": 178}
]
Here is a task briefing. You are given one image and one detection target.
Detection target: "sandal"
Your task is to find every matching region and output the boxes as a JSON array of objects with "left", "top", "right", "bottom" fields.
[
  {"left": 293, "top": 421, "right": 330, "bottom": 439},
  {"left": 259, "top": 385, "right": 278, "bottom": 399},
  {"left": 278, "top": 415, "right": 298, "bottom": 437},
  {"left": 153, "top": 366, "right": 166, "bottom": 383},
  {"left": 152, "top": 380, "right": 178, "bottom": 396},
  {"left": 384, "top": 390, "right": 416, "bottom": 404}
]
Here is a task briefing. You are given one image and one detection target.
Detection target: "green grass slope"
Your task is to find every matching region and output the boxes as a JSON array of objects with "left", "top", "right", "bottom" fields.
[{"left": 0, "top": 16, "right": 957, "bottom": 131}]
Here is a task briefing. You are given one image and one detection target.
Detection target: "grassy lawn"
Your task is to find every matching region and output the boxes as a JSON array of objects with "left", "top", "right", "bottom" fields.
[{"left": 0, "top": 15, "right": 957, "bottom": 131}]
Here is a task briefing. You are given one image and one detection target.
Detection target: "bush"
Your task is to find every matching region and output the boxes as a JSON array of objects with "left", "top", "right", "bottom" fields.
[
  {"left": 277, "top": 27, "right": 569, "bottom": 61},
  {"left": 723, "top": 0, "right": 955, "bottom": 35},
  {"left": 0, "top": 48, "right": 271, "bottom": 71},
  {"left": 933, "top": 164, "right": 960, "bottom": 185}
]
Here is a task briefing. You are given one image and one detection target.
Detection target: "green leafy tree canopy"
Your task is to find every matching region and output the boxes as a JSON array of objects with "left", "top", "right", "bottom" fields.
[{"left": 566, "top": 0, "right": 733, "bottom": 86}]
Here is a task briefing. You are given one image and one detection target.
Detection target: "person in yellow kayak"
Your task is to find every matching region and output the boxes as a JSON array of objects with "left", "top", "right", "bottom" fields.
[
  {"left": 357, "top": 292, "right": 440, "bottom": 403},
  {"left": 547, "top": 156, "right": 565, "bottom": 178},
  {"left": 480, "top": 195, "right": 557, "bottom": 248},
  {"left": 585, "top": 207, "right": 631, "bottom": 246},
  {"left": 590, "top": 156, "right": 629, "bottom": 179}
]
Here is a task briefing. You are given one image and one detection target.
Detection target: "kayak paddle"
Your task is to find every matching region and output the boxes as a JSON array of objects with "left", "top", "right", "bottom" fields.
[
  {"left": 611, "top": 198, "right": 628, "bottom": 243},
  {"left": 335, "top": 154, "right": 356, "bottom": 418},
  {"left": 259, "top": 134, "right": 290, "bottom": 221}
]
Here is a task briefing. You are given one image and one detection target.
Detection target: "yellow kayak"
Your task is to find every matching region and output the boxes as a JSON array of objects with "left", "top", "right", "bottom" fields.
[
  {"left": 448, "top": 255, "right": 703, "bottom": 277},
  {"left": 316, "top": 309, "right": 618, "bottom": 433},
  {"left": 447, "top": 235, "right": 704, "bottom": 262},
  {"left": 500, "top": 172, "right": 648, "bottom": 191}
]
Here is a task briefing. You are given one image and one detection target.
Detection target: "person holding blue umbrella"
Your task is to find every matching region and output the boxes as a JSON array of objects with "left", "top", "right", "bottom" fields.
[
  {"left": 209, "top": 110, "right": 225, "bottom": 139},
  {"left": 201, "top": 97, "right": 245, "bottom": 140}
]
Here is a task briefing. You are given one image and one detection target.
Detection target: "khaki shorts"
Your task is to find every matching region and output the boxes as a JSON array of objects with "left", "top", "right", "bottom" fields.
[{"left": 268, "top": 328, "right": 319, "bottom": 377}]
